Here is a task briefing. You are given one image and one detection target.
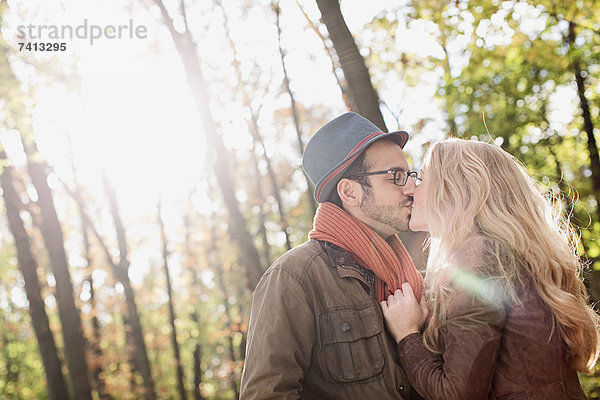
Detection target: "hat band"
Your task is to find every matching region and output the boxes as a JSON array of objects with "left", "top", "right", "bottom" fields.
[{"left": 316, "top": 131, "right": 383, "bottom": 201}]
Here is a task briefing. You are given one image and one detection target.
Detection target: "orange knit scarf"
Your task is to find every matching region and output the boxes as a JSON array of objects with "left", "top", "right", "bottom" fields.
[{"left": 309, "top": 202, "right": 423, "bottom": 303}]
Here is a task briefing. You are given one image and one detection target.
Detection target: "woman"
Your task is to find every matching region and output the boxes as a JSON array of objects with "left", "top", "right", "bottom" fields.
[{"left": 381, "top": 138, "right": 600, "bottom": 399}]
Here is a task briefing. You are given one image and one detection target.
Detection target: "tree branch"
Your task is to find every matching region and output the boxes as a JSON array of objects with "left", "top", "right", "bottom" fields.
[
  {"left": 53, "top": 173, "right": 119, "bottom": 270},
  {"left": 180, "top": 0, "right": 189, "bottom": 33}
]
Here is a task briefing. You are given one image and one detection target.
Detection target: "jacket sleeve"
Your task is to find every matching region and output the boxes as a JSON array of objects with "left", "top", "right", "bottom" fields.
[
  {"left": 240, "top": 266, "right": 315, "bottom": 400},
  {"left": 396, "top": 292, "right": 506, "bottom": 400}
]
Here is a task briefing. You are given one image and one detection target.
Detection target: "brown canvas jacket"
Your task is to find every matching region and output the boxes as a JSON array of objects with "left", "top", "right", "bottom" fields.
[{"left": 240, "top": 239, "right": 421, "bottom": 400}]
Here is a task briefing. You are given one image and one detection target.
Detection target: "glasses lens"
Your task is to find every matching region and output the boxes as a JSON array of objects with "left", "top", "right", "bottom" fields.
[
  {"left": 410, "top": 171, "right": 421, "bottom": 185},
  {"left": 394, "top": 170, "right": 408, "bottom": 186}
]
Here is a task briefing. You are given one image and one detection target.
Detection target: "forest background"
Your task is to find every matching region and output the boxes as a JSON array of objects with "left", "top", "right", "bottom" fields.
[{"left": 0, "top": 0, "right": 599, "bottom": 398}]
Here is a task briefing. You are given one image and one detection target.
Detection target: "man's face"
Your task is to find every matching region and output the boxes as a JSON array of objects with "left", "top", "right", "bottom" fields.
[{"left": 357, "top": 140, "right": 416, "bottom": 237}]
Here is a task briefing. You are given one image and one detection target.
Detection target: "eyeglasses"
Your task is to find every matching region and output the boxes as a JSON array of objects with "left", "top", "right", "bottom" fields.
[{"left": 347, "top": 168, "right": 421, "bottom": 186}]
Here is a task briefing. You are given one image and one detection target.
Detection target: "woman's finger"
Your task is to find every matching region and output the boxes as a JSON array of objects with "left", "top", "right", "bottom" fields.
[{"left": 401, "top": 282, "right": 415, "bottom": 298}]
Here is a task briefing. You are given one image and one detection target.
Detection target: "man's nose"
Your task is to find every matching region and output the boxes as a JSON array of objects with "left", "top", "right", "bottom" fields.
[{"left": 402, "top": 178, "right": 416, "bottom": 196}]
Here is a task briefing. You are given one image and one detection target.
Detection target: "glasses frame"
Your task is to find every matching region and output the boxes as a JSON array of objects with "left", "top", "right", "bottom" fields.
[{"left": 347, "top": 168, "right": 420, "bottom": 186}]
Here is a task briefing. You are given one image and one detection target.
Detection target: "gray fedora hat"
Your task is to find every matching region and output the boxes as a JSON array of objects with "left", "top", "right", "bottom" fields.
[{"left": 302, "top": 112, "right": 409, "bottom": 203}]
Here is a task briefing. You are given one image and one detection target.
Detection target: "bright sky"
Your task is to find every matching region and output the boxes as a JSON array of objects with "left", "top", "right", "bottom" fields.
[{"left": 0, "top": 0, "right": 577, "bottom": 286}]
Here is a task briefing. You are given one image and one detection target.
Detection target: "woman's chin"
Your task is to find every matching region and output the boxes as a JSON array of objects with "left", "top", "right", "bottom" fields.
[{"left": 409, "top": 219, "right": 428, "bottom": 232}]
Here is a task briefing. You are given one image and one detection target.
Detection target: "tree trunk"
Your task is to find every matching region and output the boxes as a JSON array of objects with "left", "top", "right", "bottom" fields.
[
  {"left": 70, "top": 157, "right": 112, "bottom": 400},
  {"left": 0, "top": 151, "right": 71, "bottom": 400},
  {"left": 157, "top": 201, "right": 188, "bottom": 400},
  {"left": 248, "top": 145, "right": 272, "bottom": 265},
  {"left": 540, "top": 100, "right": 572, "bottom": 206},
  {"left": 20, "top": 137, "right": 93, "bottom": 400},
  {"left": 209, "top": 224, "right": 239, "bottom": 400},
  {"left": 314, "top": 0, "right": 387, "bottom": 131},
  {"left": 183, "top": 205, "right": 205, "bottom": 400},
  {"left": 586, "top": 270, "right": 600, "bottom": 308},
  {"left": 248, "top": 110, "right": 292, "bottom": 251},
  {"left": 567, "top": 21, "right": 600, "bottom": 221},
  {"left": 118, "top": 249, "right": 155, "bottom": 399},
  {"left": 122, "top": 312, "right": 142, "bottom": 394},
  {"left": 193, "top": 344, "right": 203, "bottom": 400},
  {"left": 102, "top": 174, "right": 156, "bottom": 400},
  {"left": 153, "top": 0, "right": 264, "bottom": 290},
  {"left": 542, "top": 99, "right": 600, "bottom": 302},
  {"left": 573, "top": 64, "right": 600, "bottom": 210},
  {"left": 273, "top": 1, "right": 318, "bottom": 216},
  {"left": 81, "top": 218, "right": 112, "bottom": 400}
]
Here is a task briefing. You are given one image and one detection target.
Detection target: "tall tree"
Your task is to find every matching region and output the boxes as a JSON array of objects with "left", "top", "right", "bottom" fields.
[
  {"left": 0, "top": 150, "right": 70, "bottom": 400},
  {"left": 218, "top": 0, "right": 293, "bottom": 251},
  {"left": 183, "top": 199, "right": 204, "bottom": 400},
  {"left": 315, "top": 0, "right": 387, "bottom": 131},
  {"left": 79, "top": 219, "right": 111, "bottom": 400},
  {"left": 1, "top": 3, "right": 93, "bottom": 397},
  {"left": 248, "top": 146, "right": 273, "bottom": 265},
  {"left": 208, "top": 222, "right": 240, "bottom": 400},
  {"left": 152, "top": 0, "right": 264, "bottom": 290},
  {"left": 565, "top": 19, "right": 600, "bottom": 219},
  {"left": 157, "top": 200, "right": 188, "bottom": 400},
  {"left": 65, "top": 140, "right": 112, "bottom": 400},
  {"left": 21, "top": 136, "right": 93, "bottom": 400},
  {"left": 0, "top": 7, "right": 72, "bottom": 398},
  {"left": 101, "top": 174, "right": 156, "bottom": 399},
  {"left": 273, "top": 0, "right": 318, "bottom": 216},
  {"left": 1, "top": 47, "right": 93, "bottom": 400}
]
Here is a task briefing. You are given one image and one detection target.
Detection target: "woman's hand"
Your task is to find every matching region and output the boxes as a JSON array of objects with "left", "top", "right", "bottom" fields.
[{"left": 381, "top": 282, "right": 429, "bottom": 344}]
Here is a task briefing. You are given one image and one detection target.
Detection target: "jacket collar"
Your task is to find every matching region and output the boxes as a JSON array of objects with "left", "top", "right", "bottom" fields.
[
  {"left": 321, "top": 241, "right": 374, "bottom": 293},
  {"left": 323, "top": 242, "right": 358, "bottom": 267}
]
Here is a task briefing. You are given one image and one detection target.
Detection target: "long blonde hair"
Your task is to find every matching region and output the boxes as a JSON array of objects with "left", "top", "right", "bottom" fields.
[{"left": 422, "top": 138, "right": 600, "bottom": 372}]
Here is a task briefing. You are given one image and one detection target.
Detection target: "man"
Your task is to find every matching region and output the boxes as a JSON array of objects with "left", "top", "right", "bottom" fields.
[{"left": 240, "top": 112, "right": 423, "bottom": 399}]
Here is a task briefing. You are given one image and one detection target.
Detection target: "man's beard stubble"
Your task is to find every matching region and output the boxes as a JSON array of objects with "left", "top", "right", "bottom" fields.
[{"left": 359, "top": 186, "right": 411, "bottom": 232}]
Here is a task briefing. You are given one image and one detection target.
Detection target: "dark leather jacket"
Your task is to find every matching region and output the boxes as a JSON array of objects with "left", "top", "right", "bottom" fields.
[
  {"left": 240, "top": 239, "right": 421, "bottom": 400},
  {"left": 396, "top": 278, "right": 587, "bottom": 399}
]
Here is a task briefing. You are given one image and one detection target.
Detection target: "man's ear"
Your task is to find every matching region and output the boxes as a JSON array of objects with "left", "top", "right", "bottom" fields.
[{"left": 337, "top": 178, "right": 362, "bottom": 208}]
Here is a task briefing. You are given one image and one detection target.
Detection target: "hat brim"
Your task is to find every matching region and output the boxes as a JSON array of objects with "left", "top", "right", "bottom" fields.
[{"left": 314, "top": 130, "right": 409, "bottom": 202}]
